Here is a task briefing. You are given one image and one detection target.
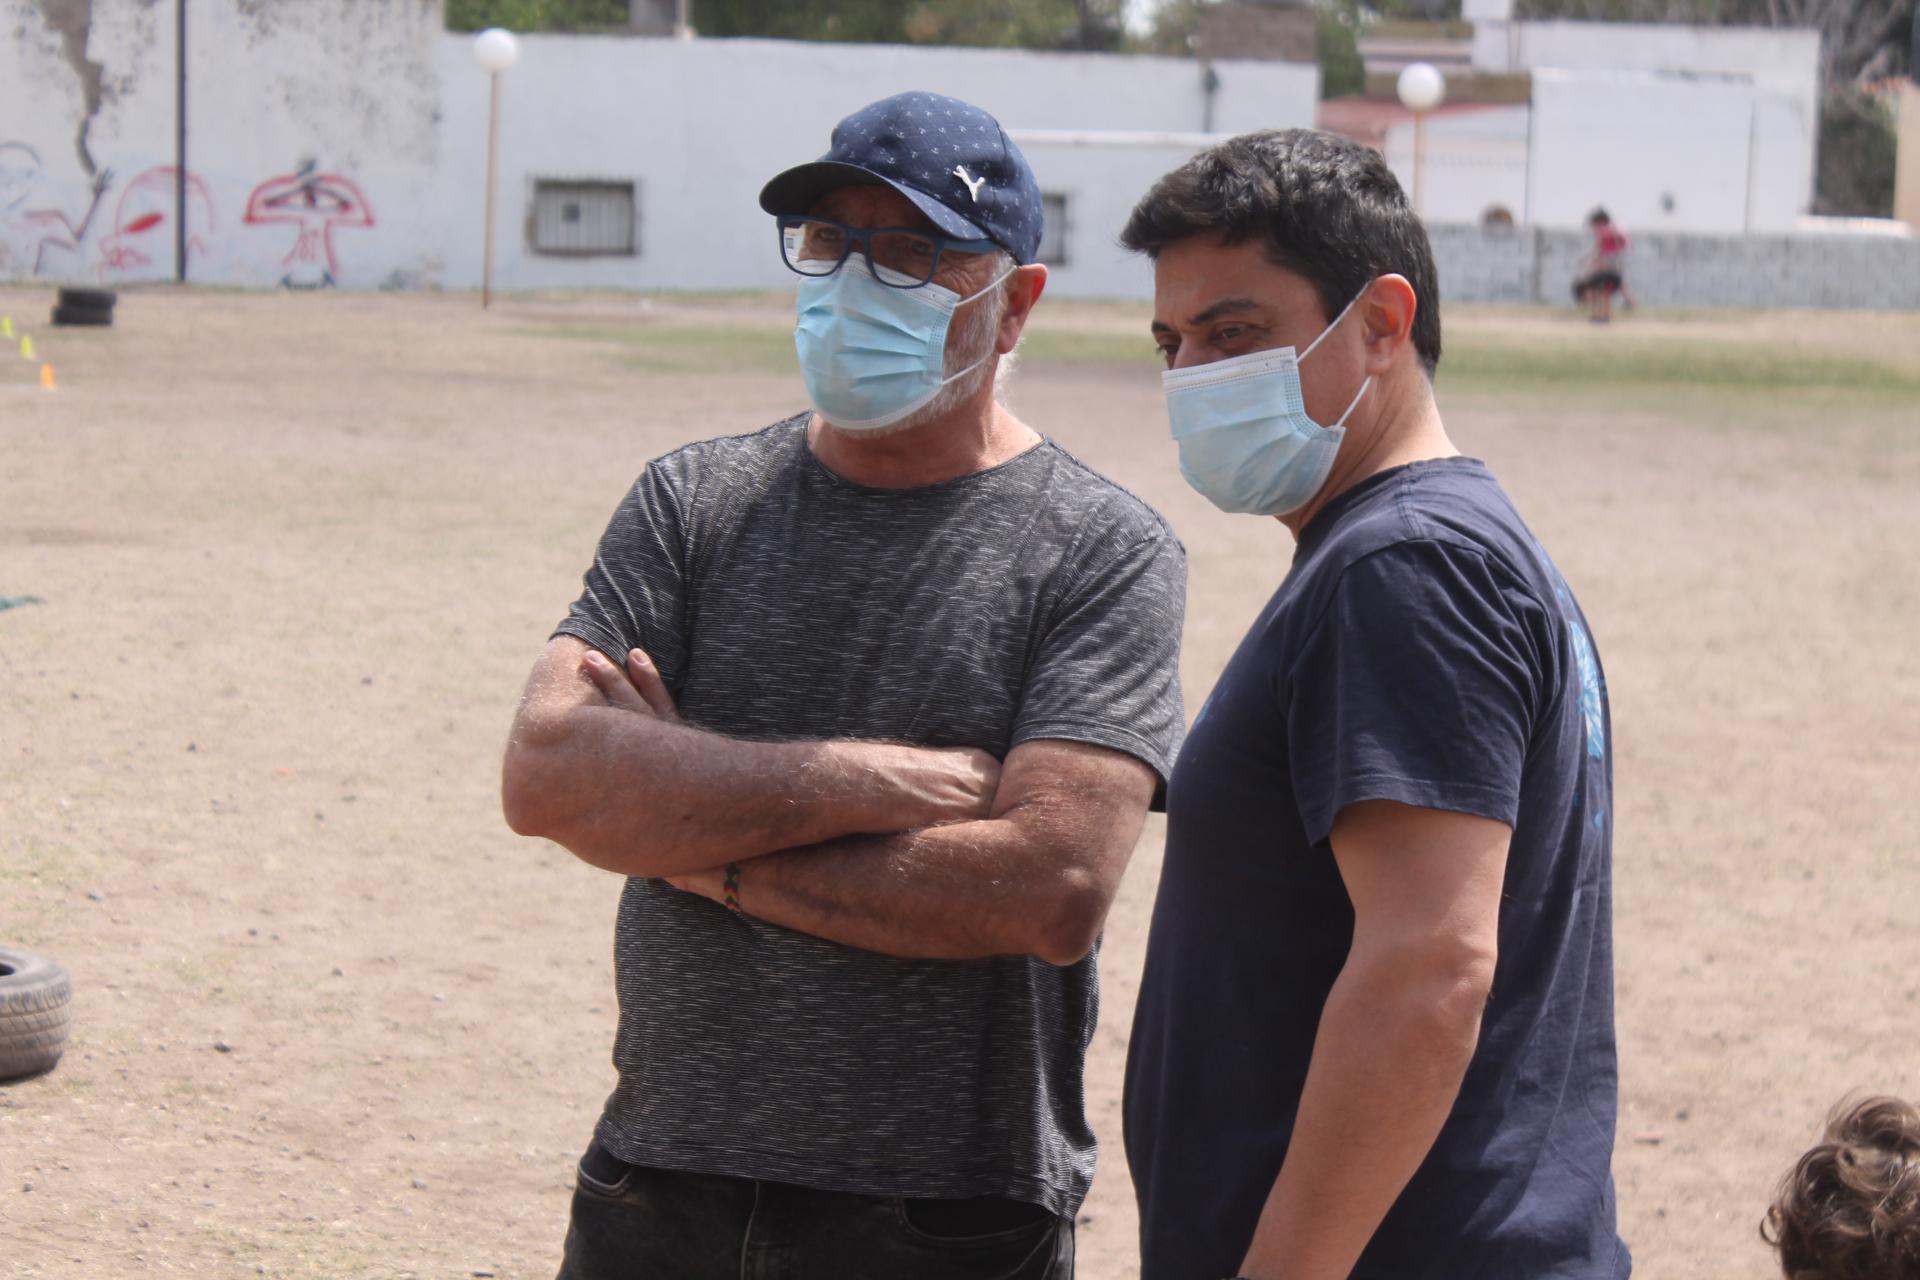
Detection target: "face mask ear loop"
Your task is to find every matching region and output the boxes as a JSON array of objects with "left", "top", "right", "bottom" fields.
[
  {"left": 933, "top": 261, "right": 1020, "bottom": 389},
  {"left": 1332, "top": 376, "right": 1373, "bottom": 430},
  {"left": 1300, "top": 286, "right": 1369, "bottom": 364},
  {"left": 957, "top": 261, "right": 1019, "bottom": 307}
]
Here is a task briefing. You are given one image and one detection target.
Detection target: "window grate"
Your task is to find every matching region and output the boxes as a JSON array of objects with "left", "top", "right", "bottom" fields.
[
  {"left": 1037, "top": 193, "right": 1070, "bottom": 267},
  {"left": 529, "top": 179, "right": 637, "bottom": 257}
]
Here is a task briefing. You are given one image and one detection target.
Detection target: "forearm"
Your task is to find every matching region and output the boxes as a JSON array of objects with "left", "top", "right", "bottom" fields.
[
  {"left": 1238, "top": 958, "right": 1489, "bottom": 1280},
  {"left": 734, "top": 821, "right": 1108, "bottom": 965},
  {"left": 506, "top": 706, "right": 950, "bottom": 878}
]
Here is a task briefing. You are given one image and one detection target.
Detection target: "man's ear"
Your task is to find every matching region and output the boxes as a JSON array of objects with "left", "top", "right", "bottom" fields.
[
  {"left": 997, "top": 264, "right": 1048, "bottom": 354},
  {"left": 1361, "top": 274, "right": 1418, "bottom": 375}
]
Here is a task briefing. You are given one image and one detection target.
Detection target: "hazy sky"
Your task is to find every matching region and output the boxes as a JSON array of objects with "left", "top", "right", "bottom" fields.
[{"left": 1124, "top": 0, "right": 1175, "bottom": 36}]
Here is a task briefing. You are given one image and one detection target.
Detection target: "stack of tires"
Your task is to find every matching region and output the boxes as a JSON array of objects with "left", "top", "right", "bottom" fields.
[
  {"left": 51, "top": 287, "right": 116, "bottom": 328},
  {"left": 0, "top": 946, "right": 72, "bottom": 1082}
]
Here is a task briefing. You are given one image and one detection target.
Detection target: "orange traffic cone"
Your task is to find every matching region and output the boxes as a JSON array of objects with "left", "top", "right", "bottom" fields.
[{"left": 40, "top": 363, "right": 56, "bottom": 391}]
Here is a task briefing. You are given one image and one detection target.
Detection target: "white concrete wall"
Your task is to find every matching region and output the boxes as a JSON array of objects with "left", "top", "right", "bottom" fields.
[
  {"left": 435, "top": 36, "right": 1318, "bottom": 296},
  {"left": 1367, "top": 71, "right": 1806, "bottom": 235},
  {"left": 1511, "top": 21, "right": 1820, "bottom": 128},
  {"left": 1002, "top": 135, "right": 1234, "bottom": 298},
  {"left": 1526, "top": 68, "right": 1807, "bottom": 233},
  {"left": 11, "top": 2, "right": 1868, "bottom": 303},
  {"left": 1, "top": 3, "right": 1315, "bottom": 297},
  {"left": 1467, "top": 20, "right": 1820, "bottom": 225},
  {"left": 1381, "top": 106, "right": 1531, "bottom": 226},
  {"left": 1, "top": 0, "right": 443, "bottom": 288}
]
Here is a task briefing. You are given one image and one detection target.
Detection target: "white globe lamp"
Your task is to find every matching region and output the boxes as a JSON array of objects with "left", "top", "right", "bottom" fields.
[
  {"left": 1395, "top": 62, "right": 1445, "bottom": 217},
  {"left": 473, "top": 27, "right": 520, "bottom": 73},
  {"left": 1396, "top": 62, "right": 1446, "bottom": 113}
]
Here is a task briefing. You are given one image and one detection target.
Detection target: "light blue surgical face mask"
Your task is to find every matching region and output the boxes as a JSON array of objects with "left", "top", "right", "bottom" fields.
[
  {"left": 1161, "top": 290, "right": 1373, "bottom": 517},
  {"left": 794, "top": 256, "right": 1015, "bottom": 433}
]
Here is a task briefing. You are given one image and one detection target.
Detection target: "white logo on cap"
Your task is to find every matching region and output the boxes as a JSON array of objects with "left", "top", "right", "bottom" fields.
[{"left": 953, "top": 166, "right": 986, "bottom": 204}]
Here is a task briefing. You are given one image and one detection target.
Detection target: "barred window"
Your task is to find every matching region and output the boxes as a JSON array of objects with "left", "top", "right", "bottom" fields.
[
  {"left": 529, "top": 179, "right": 637, "bottom": 257},
  {"left": 1036, "top": 193, "right": 1070, "bottom": 267}
]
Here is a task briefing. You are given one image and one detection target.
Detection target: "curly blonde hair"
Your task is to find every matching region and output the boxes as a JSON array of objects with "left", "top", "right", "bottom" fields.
[{"left": 1763, "top": 1094, "right": 1920, "bottom": 1279}]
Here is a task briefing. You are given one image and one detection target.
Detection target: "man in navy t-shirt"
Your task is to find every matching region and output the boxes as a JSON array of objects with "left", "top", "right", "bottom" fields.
[{"left": 1119, "top": 130, "right": 1630, "bottom": 1279}]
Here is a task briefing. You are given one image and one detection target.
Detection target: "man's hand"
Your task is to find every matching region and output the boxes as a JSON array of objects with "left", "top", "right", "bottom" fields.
[
  {"left": 580, "top": 646, "right": 680, "bottom": 721},
  {"left": 580, "top": 643, "right": 1001, "bottom": 831},
  {"left": 666, "top": 864, "right": 727, "bottom": 902},
  {"left": 576, "top": 645, "right": 1012, "bottom": 914},
  {"left": 576, "top": 643, "right": 1008, "bottom": 910}
]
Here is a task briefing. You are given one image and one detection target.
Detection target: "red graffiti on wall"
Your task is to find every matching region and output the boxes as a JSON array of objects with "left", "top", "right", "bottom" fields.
[
  {"left": 244, "top": 162, "right": 375, "bottom": 289},
  {"left": 97, "top": 166, "right": 215, "bottom": 278}
]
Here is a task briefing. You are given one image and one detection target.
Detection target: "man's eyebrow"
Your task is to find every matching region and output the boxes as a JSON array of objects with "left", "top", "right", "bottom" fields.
[
  {"left": 1149, "top": 296, "right": 1267, "bottom": 335},
  {"left": 1189, "top": 297, "right": 1265, "bottom": 326}
]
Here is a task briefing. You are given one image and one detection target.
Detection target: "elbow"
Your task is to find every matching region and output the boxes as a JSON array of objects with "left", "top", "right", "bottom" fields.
[
  {"left": 1410, "top": 940, "right": 1499, "bottom": 1037},
  {"left": 1353, "top": 933, "right": 1498, "bottom": 1038},
  {"left": 1031, "top": 870, "right": 1113, "bottom": 967},
  {"left": 500, "top": 743, "right": 557, "bottom": 839},
  {"left": 501, "top": 739, "right": 680, "bottom": 876},
  {"left": 1439, "top": 948, "right": 1498, "bottom": 1026}
]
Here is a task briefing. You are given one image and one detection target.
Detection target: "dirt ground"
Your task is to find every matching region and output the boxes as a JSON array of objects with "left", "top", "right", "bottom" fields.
[{"left": 2, "top": 284, "right": 1917, "bottom": 1280}]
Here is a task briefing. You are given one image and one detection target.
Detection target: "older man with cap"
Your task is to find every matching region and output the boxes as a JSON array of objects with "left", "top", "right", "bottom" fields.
[{"left": 502, "top": 91, "right": 1186, "bottom": 1280}]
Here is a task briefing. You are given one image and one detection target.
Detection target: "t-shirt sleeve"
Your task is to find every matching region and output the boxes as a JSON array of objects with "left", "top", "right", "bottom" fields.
[
  {"left": 1011, "top": 527, "right": 1188, "bottom": 802},
  {"left": 550, "top": 461, "right": 691, "bottom": 694},
  {"left": 1285, "top": 539, "right": 1545, "bottom": 846}
]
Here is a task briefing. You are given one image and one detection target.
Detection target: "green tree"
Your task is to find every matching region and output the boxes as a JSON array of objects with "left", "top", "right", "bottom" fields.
[
  {"left": 1129, "top": 0, "right": 1209, "bottom": 54},
  {"left": 1316, "top": 0, "right": 1367, "bottom": 97},
  {"left": 445, "top": 0, "right": 629, "bottom": 32},
  {"left": 1815, "top": 92, "right": 1900, "bottom": 214},
  {"left": 446, "top": 0, "right": 1129, "bottom": 47},
  {"left": 1131, "top": 0, "right": 1370, "bottom": 99}
]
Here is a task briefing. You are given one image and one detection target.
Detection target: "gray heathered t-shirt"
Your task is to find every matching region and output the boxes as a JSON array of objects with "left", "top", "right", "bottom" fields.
[{"left": 553, "top": 413, "right": 1186, "bottom": 1217}]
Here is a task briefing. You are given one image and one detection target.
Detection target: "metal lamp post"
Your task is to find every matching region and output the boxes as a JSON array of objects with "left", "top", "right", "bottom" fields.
[
  {"left": 473, "top": 27, "right": 520, "bottom": 309},
  {"left": 1396, "top": 62, "right": 1446, "bottom": 218}
]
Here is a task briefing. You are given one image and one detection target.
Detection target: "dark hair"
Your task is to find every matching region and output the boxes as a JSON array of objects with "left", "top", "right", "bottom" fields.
[
  {"left": 1762, "top": 1094, "right": 1920, "bottom": 1280},
  {"left": 1120, "top": 129, "right": 1441, "bottom": 376},
  {"left": 1589, "top": 207, "right": 1611, "bottom": 225}
]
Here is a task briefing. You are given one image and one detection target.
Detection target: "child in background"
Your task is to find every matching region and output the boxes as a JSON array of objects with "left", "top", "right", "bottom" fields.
[
  {"left": 1573, "top": 208, "right": 1634, "bottom": 323},
  {"left": 1763, "top": 1094, "right": 1920, "bottom": 1279}
]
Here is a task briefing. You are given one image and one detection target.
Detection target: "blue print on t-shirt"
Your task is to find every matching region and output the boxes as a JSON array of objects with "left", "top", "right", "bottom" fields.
[{"left": 1555, "top": 585, "right": 1606, "bottom": 762}]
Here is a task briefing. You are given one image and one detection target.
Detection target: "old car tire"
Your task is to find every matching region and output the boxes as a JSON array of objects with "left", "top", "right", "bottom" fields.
[
  {"left": 50, "top": 305, "right": 113, "bottom": 328},
  {"left": 56, "top": 288, "right": 117, "bottom": 311},
  {"left": 0, "top": 946, "right": 73, "bottom": 1081}
]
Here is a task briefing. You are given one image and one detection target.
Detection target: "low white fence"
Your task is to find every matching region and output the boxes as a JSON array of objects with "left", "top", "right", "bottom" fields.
[{"left": 1430, "top": 221, "right": 1920, "bottom": 309}]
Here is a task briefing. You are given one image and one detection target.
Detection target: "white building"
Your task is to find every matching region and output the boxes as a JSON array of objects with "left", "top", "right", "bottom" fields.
[{"left": 1336, "top": 0, "right": 1823, "bottom": 233}]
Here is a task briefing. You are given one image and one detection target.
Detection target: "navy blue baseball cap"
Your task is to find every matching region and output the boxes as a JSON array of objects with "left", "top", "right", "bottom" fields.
[{"left": 759, "top": 91, "right": 1045, "bottom": 265}]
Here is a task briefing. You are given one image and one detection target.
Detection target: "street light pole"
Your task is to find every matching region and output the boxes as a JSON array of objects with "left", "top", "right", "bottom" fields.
[
  {"left": 1397, "top": 62, "right": 1446, "bottom": 218},
  {"left": 483, "top": 71, "right": 501, "bottom": 308},
  {"left": 473, "top": 28, "right": 520, "bottom": 309},
  {"left": 1414, "top": 109, "right": 1428, "bottom": 213},
  {"left": 176, "top": 0, "right": 188, "bottom": 283}
]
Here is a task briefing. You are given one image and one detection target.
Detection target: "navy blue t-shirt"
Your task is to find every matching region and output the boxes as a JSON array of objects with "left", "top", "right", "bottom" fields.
[{"left": 1124, "top": 458, "right": 1628, "bottom": 1280}]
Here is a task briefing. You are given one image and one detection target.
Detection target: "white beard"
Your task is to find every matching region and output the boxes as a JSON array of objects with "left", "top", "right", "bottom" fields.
[{"left": 854, "top": 283, "right": 1007, "bottom": 439}]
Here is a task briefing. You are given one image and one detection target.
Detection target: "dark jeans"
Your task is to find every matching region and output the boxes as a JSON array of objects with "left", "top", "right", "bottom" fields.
[{"left": 556, "top": 1141, "right": 1074, "bottom": 1280}]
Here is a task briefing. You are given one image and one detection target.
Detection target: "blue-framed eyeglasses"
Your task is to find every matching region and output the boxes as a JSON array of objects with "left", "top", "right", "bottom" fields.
[{"left": 777, "top": 215, "right": 998, "bottom": 289}]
